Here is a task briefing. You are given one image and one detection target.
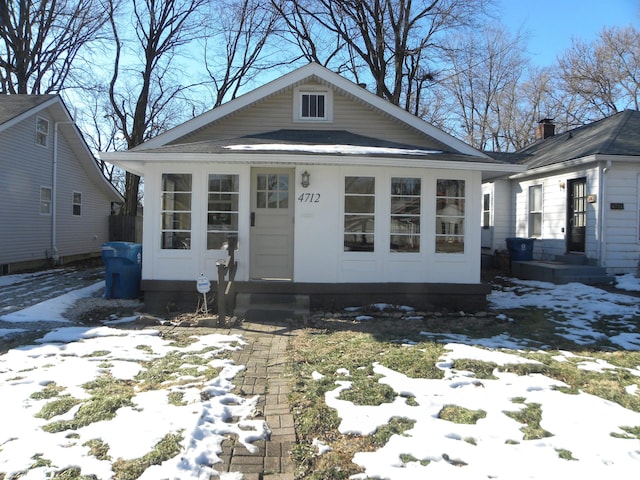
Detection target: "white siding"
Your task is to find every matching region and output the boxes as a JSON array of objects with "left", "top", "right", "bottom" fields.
[
  {"left": 601, "top": 165, "right": 640, "bottom": 273},
  {"left": 142, "top": 160, "right": 482, "bottom": 285}
]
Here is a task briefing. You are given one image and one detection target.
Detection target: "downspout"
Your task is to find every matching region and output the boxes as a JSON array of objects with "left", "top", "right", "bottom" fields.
[
  {"left": 51, "top": 121, "right": 75, "bottom": 264},
  {"left": 598, "top": 160, "right": 611, "bottom": 269},
  {"left": 51, "top": 122, "right": 60, "bottom": 264}
]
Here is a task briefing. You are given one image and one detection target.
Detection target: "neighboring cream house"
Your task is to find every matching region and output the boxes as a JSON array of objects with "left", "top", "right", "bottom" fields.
[
  {"left": 0, "top": 95, "right": 122, "bottom": 273},
  {"left": 102, "top": 63, "right": 522, "bottom": 311},
  {"left": 483, "top": 111, "right": 640, "bottom": 277}
]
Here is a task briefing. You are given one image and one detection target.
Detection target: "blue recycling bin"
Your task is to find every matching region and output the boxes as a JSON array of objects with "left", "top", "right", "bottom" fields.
[
  {"left": 101, "top": 242, "right": 142, "bottom": 299},
  {"left": 505, "top": 237, "right": 535, "bottom": 261}
]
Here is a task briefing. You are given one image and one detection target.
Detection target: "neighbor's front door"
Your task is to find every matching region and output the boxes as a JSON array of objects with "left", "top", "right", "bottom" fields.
[
  {"left": 567, "top": 177, "right": 586, "bottom": 253},
  {"left": 250, "top": 168, "right": 294, "bottom": 280}
]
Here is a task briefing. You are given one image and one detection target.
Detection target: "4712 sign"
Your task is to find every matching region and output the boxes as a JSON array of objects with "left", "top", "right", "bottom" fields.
[{"left": 298, "top": 192, "right": 320, "bottom": 203}]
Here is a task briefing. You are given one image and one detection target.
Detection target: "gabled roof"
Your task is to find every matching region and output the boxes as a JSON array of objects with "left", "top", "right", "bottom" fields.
[
  {"left": 0, "top": 94, "right": 60, "bottom": 131},
  {"left": 133, "top": 63, "right": 488, "bottom": 158},
  {"left": 517, "top": 109, "right": 640, "bottom": 169},
  {"left": 0, "top": 94, "right": 121, "bottom": 201}
]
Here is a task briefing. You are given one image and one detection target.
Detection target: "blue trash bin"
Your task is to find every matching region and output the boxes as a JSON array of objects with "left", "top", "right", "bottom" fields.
[
  {"left": 505, "top": 237, "right": 535, "bottom": 261},
  {"left": 101, "top": 242, "right": 142, "bottom": 299}
]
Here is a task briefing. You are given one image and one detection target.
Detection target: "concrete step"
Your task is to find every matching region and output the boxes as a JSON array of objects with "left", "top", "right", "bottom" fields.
[
  {"left": 234, "top": 293, "right": 310, "bottom": 321},
  {"left": 511, "top": 260, "right": 615, "bottom": 286}
]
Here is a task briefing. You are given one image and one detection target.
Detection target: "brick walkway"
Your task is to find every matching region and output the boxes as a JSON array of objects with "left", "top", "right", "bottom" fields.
[{"left": 216, "top": 319, "right": 297, "bottom": 480}]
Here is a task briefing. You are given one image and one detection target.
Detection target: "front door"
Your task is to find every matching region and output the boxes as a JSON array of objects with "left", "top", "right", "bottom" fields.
[
  {"left": 567, "top": 177, "right": 586, "bottom": 253},
  {"left": 250, "top": 168, "right": 294, "bottom": 280}
]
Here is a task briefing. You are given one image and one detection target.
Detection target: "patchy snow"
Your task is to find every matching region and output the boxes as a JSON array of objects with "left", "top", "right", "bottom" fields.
[{"left": 2, "top": 270, "right": 640, "bottom": 479}]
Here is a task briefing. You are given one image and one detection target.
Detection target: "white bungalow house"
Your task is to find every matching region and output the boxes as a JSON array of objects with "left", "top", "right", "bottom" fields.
[
  {"left": 0, "top": 95, "right": 122, "bottom": 274},
  {"left": 482, "top": 110, "right": 640, "bottom": 283},
  {"left": 102, "top": 63, "right": 522, "bottom": 312}
]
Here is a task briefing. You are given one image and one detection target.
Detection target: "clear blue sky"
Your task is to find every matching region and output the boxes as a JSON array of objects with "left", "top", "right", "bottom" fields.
[{"left": 498, "top": 0, "right": 640, "bottom": 66}]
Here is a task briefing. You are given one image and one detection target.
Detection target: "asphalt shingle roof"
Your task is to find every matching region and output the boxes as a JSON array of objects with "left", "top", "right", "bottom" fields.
[
  {"left": 516, "top": 109, "right": 640, "bottom": 169},
  {"left": 0, "top": 94, "right": 58, "bottom": 127}
]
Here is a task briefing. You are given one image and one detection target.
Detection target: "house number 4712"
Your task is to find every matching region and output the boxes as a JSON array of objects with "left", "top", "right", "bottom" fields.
[{"left": 298, "top": 192, "right": 320, "bottom": 203}]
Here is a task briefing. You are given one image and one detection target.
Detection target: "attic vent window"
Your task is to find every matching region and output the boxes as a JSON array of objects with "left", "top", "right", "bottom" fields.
[
  {"left": 36, "top": 117, "right": 49, "bottom": 146},
  {"left": 294, "top": 86, "right": 333, "bottom": 122}
]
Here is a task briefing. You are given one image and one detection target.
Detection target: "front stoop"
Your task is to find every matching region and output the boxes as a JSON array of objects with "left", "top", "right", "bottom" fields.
[
  {"left": 510, "top": 260, "right": 615, "bottom": 285},
  {"left": 234, "top": 293, "right": 310, "bottom": 322}
]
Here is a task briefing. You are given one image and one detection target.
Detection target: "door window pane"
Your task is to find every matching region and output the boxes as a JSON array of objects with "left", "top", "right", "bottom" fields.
[{"left": 256, "top": 173, "right": 289, "bottom": 209}]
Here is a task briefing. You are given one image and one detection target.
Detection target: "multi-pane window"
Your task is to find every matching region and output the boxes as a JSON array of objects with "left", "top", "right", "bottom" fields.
[
  {"left": 36, "top": 117, "right": 49, "bottom": 146},
  {"left": 482, "top": 193, "right": 491, "bottom": 228},
  {"left": 344, "top": 176, "right": 375, "bottom": 252},
  {"left": 72, "top": 192, "right": 82, "bottom": 216},
  {"left": 161, "top": 174, "right": 192, "bottom": 249},
  {"left": 390, "top": 178, "right": 421, "bottom": 252},
  {"left": 529, "top": 185, "right": 542, "bottom": 237},
  {"left": 435, "top": 179, "right": 465, "bottom": 253},
  {"left": 40, "top": 187, "right": 52, "bottom": 215},
  {"left": 207, "top": 174, "right": 239, "bottom": 250},
  {"left": 256, "top": 173, "right": 289, "bottom": 209},
  {"left": 301, "top": 93, "right": 325, "bottom": 119}
]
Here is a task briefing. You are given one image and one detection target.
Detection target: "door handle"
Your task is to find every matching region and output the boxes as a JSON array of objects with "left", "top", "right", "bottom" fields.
[{"left": 250, "top": 212, "right": 255, "bottom": 227}]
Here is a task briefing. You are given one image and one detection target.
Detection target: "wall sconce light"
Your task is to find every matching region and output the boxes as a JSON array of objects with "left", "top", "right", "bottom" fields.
[
  {"left": 559, "top": 180, "right": 566, "bottom": 190},
  {"left": 301, "top": 170, "right": 310, "bottom": 188}
]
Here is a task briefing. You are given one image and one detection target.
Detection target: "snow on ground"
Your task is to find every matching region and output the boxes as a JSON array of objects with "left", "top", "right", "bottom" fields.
[
  {"left": 1, "top": 270, "right": 640, "bottom": 479},
  {"left": 0, "top": 276, "right": 266, "bottom": 479}
]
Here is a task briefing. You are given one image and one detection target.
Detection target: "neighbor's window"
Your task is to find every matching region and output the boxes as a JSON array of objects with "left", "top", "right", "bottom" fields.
[
  {"left": 301, "top": 93, "right": 325, "bottom": 118},
  {"left": 40, "top": 187, "right": 52, "bottom": 215},
  {"left": 72, "top": 192, "right": 82, "bottom": 216},
  {"left": 256, "top": 173, "right": 289, "bottom": 209},
  {"left": 161, "top": 173, "right": 192, "bottom": 249},
  {"left": 207, "top": 174, "right": 239, "bottom": 250},
  {"left": 344, "top": 176, "right": 375, "bottom": 252},
  {"left": 36, "top": 117, "right": 49, "bottom": 146},
  {"left": 390, "top": 177, "right": 421, "bottom": 252},
  {"left": 529, "top": 185, "right": 542, "bottom": 237},
  {"left": 435, "top": 179, "right": 465, "bottom": 253},
  {"left": 482, "top": 193, "right": 491, "bottom": 228}
]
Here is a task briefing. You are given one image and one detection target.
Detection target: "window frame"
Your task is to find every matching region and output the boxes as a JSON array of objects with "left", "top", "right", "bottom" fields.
[
  {"left": 72, "top": 191, "right": 82, "bottom": 216},
  {"left": 435, "top": 179, "right": 466, "bottom": 254},
  {"left": 528, "top": 184, "right": 543, "bottom": 237},
  {"left": 36, "top": 117, "right": 49, "bottom": 147},
  {"left": 40, "top": 187, "right": 52, "bottom": 215},
  {"left": 390, "top": 177, "right": 421, "bottom": 253},
  {"left": 482, "top": 193, "right": 491, "bottom": 228},
  {"left": 207, "top": 174, "right": 239, "bottom": 250},
  {"left": 344, "top": 176, "right": 375, "bottom": 252},
  {"left": 293, "top": 86, "right": 333, "bottom": 122},
  {"left": 160, "top": 173, "right": 192, "bottom": 250}
]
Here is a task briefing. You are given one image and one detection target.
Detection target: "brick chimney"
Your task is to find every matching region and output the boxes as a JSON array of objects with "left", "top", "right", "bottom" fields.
[{"left": 535, "top": 118, "right": 555, "bottom": 140}]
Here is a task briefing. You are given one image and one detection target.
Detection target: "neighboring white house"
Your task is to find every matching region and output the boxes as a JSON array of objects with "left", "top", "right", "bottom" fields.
[
  {"left": 0, "top": 95, "right": 122, "bottom": 274},
  {"left": 102, "top": 63, "right": 522, "bottom": 311},
  {"left": 483, "top": 111, "right": 640, "bottom": 275}
]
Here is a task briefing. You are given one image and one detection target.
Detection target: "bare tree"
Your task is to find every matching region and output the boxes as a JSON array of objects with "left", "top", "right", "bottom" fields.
[
  {"left": 557, "top": 26, "right": 640, "bottom": 122},
  {"left": 439, "top": 25, "right": 528, "bottom": 151},
  {"left": 204, "top": 0, "right": 282, "bottom": 107},
  {"left": 272, "top": 0, "right": 490, "bottom": 110},
  {"left": 106, "top": 0, "right": 207, "bottom": 220},
  {"left": 0, "top": 0, "right": 108, "bottom": 94}
]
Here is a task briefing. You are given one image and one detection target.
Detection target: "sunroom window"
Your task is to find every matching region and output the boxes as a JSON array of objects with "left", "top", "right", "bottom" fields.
[
  {"left": 390, "top": 177, "right": 421, "bottom": 252},
  {"left": 344, "top": 176, "right": 375, "bottom": 252},
  {"left": 435, "top": 179, "right": 465, "bottom": 253},
  {"left": 161, "top": 174, "right": 192, "bottom": 249},
  {"left": 207, "top": 174, "right": 239, "bottom": 249}
]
